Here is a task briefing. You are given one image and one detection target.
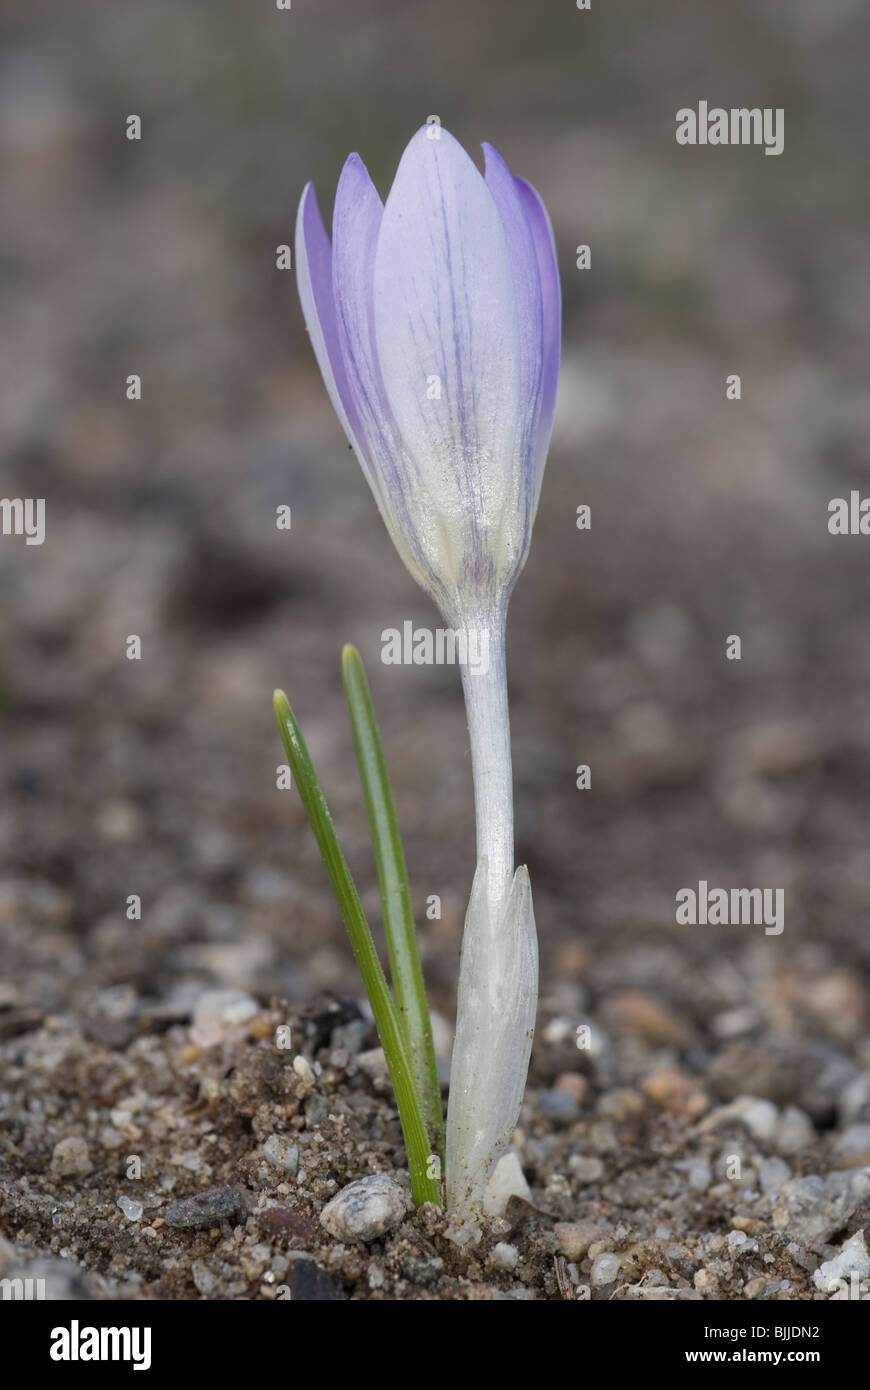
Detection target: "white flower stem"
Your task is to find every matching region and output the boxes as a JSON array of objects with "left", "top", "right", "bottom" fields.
[
  {"left": 446, "top": 605, "right": 538, "bottom": 1220},
  {"left": 459, "top": 607, "right": 514, "bottom": 919}
]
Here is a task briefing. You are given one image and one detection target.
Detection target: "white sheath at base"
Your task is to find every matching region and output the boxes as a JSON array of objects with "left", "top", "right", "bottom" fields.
[{"left": 445, "top": 859, "right": 538, "bottom": 1221}]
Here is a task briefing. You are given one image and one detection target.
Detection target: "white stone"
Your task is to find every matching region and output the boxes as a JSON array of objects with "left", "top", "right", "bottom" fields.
[
  {"left": 356, "top": 1048, "right": 389, "bottom": 1081},
  {"left": 51, "top": 1136, "right": 93, "bottom": 1178},
  {"left": 292, "top": 1054, "right": 315, "bottom": 1083},
  {"left": 117, "top": 1196, "right": 143, "bottom": 1221},
  {"left": 590, "top": 1251, "right": 621, "bottom": 1286},
  {"left": 775, "top": 1105, "right": 814, "bottom": 1154},
  {"left": 543, "top": 1017, "right": 577, "bottom": 1045},
  {"left": 813, "top": 1231, "right": 870, "bottom": 1294},
  {"left": 491, "top": 1242, "right": 519, "bottom": 1271},
  {"left": 320, "top": 1175, "right": 409, "bottom": 1244},
  {"left": 569, "top": 1155, "right": 604, "bottom": 1183},
  {"left": 482, "top": 1151, "right": 531, "bottom": 1218},
  {"left": 739, "top": 1098, "right": 780, "bottom": 1144},
  {"left": 191, "top": 988, "right": 258, "bottom": 1046}
]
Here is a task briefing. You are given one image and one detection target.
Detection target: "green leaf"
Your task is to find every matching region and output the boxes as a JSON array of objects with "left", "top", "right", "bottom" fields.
[
  {"left": 341, "top": 645, "right": 444, "bottom": 1160},
  {"left": 272, "top": 689, "right": 440, "bottom": 1206}
]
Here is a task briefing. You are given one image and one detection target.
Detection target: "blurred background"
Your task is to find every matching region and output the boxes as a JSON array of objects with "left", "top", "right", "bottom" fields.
[{"left": 3, "top": 0, "right": 870, "bottom": 1092}]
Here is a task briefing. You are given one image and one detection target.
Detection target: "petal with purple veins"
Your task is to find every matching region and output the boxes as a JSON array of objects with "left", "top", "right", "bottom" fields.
[
  {"left": 332, "top": 152, "right": 446, "bottom": 598},
  {"left": 331, "top": 154, "right": 394, "bottom": 510},
  {"left": 372, "top": 127, "right": 523, "bottom": 583},
  {"left": 294, "top": 182, "right": 364, "bottom": 457},
  {"left": 515, "top": 176, "right": 561, "bottom": 500},
  {"left": 482, "top": 143, "right": 543, "bottom": 467}
]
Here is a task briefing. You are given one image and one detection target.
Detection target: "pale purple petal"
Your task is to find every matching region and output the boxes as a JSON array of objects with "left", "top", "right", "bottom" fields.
[
  {"left": 331, "top": 154, "right": 396, "bottom": 511},
  {"left": 294, "top": 181, "right": 364, "bottom": 455},
  {"left": 331, "top": 152, "right": 444, "bottom": 595},
  {"left": 331, "top": 155, "right": 384, "bottom": 437},
  {"left": 483, "top": 143, "right": 544, "bottom": 556},
  {"left": 482, "top": 143, "right": 543, "bottom": 458},
  {"left": 295, "top": 129, "right": 560, "bottom": 615},
  {"left": 515, "top": 176, "right": 561, "bottom": 497},
  {"left": 372, "top": 126, "right": 522, "bottom": 593}
]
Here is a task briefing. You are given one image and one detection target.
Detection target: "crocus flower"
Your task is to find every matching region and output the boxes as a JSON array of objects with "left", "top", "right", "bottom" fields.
[{"left": 295, "top": 125, "right": 560, "bottom": 1219}]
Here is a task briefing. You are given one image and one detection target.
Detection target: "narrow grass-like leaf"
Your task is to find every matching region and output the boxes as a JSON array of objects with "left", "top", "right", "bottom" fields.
[
  {"left": 272, "top": 689, "right": 440, "bottom": 1206},
  {"left": 341, "top": 645, "right": 444, "bottom": 1160}
]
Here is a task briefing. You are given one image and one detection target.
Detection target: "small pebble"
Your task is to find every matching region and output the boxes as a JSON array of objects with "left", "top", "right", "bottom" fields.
[
  {"left": 262, "top": 1135, "right": 299, "bottom": 1175},
  {"left": 835, "top": 1124, "right": 870, "bottom": 1168},
  {"left": 190, "top": 989, "right": 258, "bottom": 1047},
  {"left": 165, "top": 1186, "right": 242, "bottom": 1230},
  {"left": 304, "top": 1092, "right": 328, "bottom": 1127},
  {"left": 588, "top": 1121, "right": 619, "bottom": 1154},
  {"left": 687, "top": 1159, "right": 712, "bottom": 1192},
  {"left": 191, "top": 1259, "right": 215, "bottom": 1296},
  {"left": 568, "top": 1154, "right": 604, "bottom": 1183},
  {"left": 483, "top": 1152, "right": 531, "bottom": 1218},
  {"left": 356, "top": 1048, "right": 389, "bottom": 1082},
  {"left": 642, "top": 1069, "right": 708, "bottom": 1120},
  {"left": 843, "top": 1196, "right": 870, "bottom": 1239},
  {"left": 759, "top": 1156, "right": 792, "bottom": 1192},
  {"left": 537, "top": 1090, "right": 580, "bottom": 1126},
  {"left": 607, "top": 989, "right": 686, "bottom": 1046},
  {"left": 768, "top": 1171, "right": 865, "bottom": 1246},
  {"left": 739, "top": 1098, "right": 780, "bottom": 1144},
  {"left": 554, "top": 1221, "right": 600, "bottom": 1260},
  {"left": 240, "top": 1243, "right": 271, "bottom": 1281},
  {"left": 293, "top": 1054, "right": 315, "bottom": 1084},
  {"left": 543, "top": 1017, "right": 577, "bottom": 1045},
  {"left": 400, "top": 1251, "right": 444, "bottom": 1285},
  {"left": 285, "top": 1258, "right": 345, "bottom": 1300},
  {"left": 694, "top": 1268, "right": 718, "bottom": 1294},
  {"left": 553, "top": 1072, "right": 589, "bottom": 1105},
  {"left": 51, "top": 1136, "right": 93, "bottom": 1179},
  {"left": 595, "top": 1088, "right": 644, "bottom": 1122},
  {"left": 491, "top": 1242, "right": 519, "bottom": 1271},
  {"left": 320, "top": 1175, "right": 409, "bottom": 1244},
  {"left": 775, "top": 1105, "right": 814, "bottom": 1155},
  {"left": 117, "top": 1196, "right": 142, "bottom": 1222},
  {"left": 590, "top": 1251, "right": 621, "bottom": 1286}
]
